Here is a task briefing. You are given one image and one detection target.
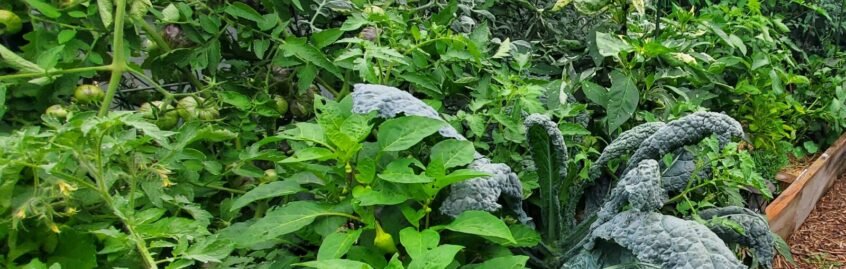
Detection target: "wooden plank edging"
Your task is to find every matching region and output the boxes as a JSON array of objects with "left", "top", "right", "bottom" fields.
[{"left": 765, "top": 132, "right": 846, "bottom": 239}]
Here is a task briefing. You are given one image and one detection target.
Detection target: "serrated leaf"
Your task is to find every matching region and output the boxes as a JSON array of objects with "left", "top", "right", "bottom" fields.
[
  {"left": 162, "top": 4, "right": 179, "bottom": 21},
  {"left": 399, "top": 73, "right": 441, "bottom": 95},
  {"left": 219, "top": 91, "right": 252, "bottom": 111},
  {"left": 282, "top": 38, "right": 343, "bottom": 80},
  {"left": 229, "top": 181, "right": 304, "bottom": 212},
  {"left": 97, "top": 0, "right": 115, "bottom": 28},
  {"left": 25, "top": 0, "right": 61, "bottom": 18},
  {"left": 492, "top": 38, "right": 511, "bottom": 59},
  {"left": 224, "top": 2, "right": 264, "bottom": 23},
  {"left": 57, "top": 30, "right": 77, "bottom": 44},
  {"left": 0, "top": 44, "right": 44, "bottom": 73}
]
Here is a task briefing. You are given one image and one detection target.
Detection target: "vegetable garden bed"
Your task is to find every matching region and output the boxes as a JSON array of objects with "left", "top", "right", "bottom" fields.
[
  {"left": 773, "top": 173, "right": 846, "bottom": 268},
  {"left": 766, "top": 132, "right": 846, "bottom": 239}
]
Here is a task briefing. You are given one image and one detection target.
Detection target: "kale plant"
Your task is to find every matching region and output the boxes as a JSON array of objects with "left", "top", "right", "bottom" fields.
[{"left": 540, "top": 112, "right": 779, "bottom": 268}]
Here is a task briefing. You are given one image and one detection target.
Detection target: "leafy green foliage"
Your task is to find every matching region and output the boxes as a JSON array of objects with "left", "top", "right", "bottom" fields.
[{"left": 0, "top": 0, "right": 830, "bottom": 268}]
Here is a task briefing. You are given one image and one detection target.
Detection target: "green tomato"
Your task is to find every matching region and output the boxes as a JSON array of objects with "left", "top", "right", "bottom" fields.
[
  {"left": 45, "top": 105, "right": 68, "bottom": 118},
  {"left": 157, "top": 111, "right": 179, "bottom": 129},
  {"left": 0, "top": 10, "right": 22, "bottom": 36},
  {"left": 73, "top": 84, "right": 105, "bottom": 104},
  {"left": 177, "top": 97, "right": 219, "bottom": 121},
  {"left": 177, "top": 96, "right": 200, "bottom": 119},
  {"left": 273, "top": 95, "right": 289, "bottom": 115},
  {"left": 196, "top": 106, "right": 219, "bottom": 121},
  {"left": 363, "top": 5, "right": 384, "bottom": 16},
  {"left": 140, "top": 101, "right": 178, "bottom": 129}
]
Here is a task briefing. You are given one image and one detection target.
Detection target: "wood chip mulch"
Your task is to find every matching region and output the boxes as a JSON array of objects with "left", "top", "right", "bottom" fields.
[{"left": 774, "top": 174, "right": 846, "bottom": 269}]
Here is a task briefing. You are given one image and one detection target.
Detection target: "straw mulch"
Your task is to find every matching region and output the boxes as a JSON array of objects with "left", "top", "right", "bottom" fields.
[{"left": 774, "top": 174, "right": 846, "bottom": 269}]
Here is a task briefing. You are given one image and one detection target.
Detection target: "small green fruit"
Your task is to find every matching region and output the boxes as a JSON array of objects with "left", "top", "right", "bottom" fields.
[
  {"left": 45, "top": 105, "right": 68, "bottom": 118},
  {"left": 374, "top": 223, "right": 397, "bottom": 254},
  {"left": 0, "top": 10, "right": 22, "bottom": 36},
  {"left": 363, "top": 5, "right": 384, "bottom": 16},
  {"left": 273, "top": 95, "right": 289, "bottom": 115},
  {"left": 73, "top": 84, "right": 104, "bottom": 104}
]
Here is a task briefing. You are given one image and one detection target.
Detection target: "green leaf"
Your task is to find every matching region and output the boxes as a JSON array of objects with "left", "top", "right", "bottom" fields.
[
  {"left": 279, "top": 122, "right": 330, "bottom": 148},
  {"left": 606, "top": 70, "right": 639, "bottom": 133},
  {"left": 162, "top": 3, "right": 179, "bottom": 21},
  {"left": 728, "top": 34, "right": 747, "bottom": 55},
  {"left": 595, "top": 32, "right": 632, "bottom": 58},
  {"left": 296, "top": 259, "right": 374, "bottom": 269},
  {"left": 57, "top": 30, "right": 77, "bottom": 44},
  {"left": 399, "top": 74, "right": 441, "bottom": 96},
  {"left": 407, "top": 245, "right": 463, "bottom": 269},
  {"left": 526, "top": 119, "right": 565, "bottom": 242},
  {"left": 122, "top": 116, "right": 176, "bottom": 143},
  {"left": 430, "top": 140, "right": 475, "bottom": 169},
  {"left": 318, "top": 230, "right": 363, "bottom": 260},
  {"left": 354, "top": 186, "right": 408, "bottom": 206},
  {"left": 182, "top": 236, "right": 234, "bottom": 263},
  {"left": 0, "top": 44, "right": 44, "bottom": 73},
  {"left": 312, "top": 28, "right": 344, "bottom": 49},
  {"left": 558, "top": 122, "right": 591, "bottom": 136},
  {"left": 465, "top": 256, "right": 529, "bottom": 269},
  {"left": 0, "top": 84, "right": 6, "bottom": 119},
  {"left": 431, "top": 0, "right": 459, "bottom": 25},
  {"left": 444, "top": 211, "right": 516, "bottom": 244},
  {"left": 773, "top": 234, "right": 795, "bottom": 265},
  {"left": 378, "top": 172, "right": 433, "bottom": 184},
  {"left": 219, "top": 91, "right": 252, "bottom": 111},
  {"left": 97, "top": 0, "right": 115, "bottom": 28},
  {"left": 25, "top": 0, "right": 61, "bottom": 18},
  {"left": 340, "top": 15, "right": 368, "bottom": 31},
  {"left": 377, "top": 116, "right": 445, "bottom": 151},
  {"left": 492, "top": 38, "right": 511, "bottom": 59},
  {"left": 280, "top": 147, "right": 335, "bottom": 163},
  {"left": 399, "top": 228, "right": 440, "bottom": 260},
  {"left": 581, "top": 81, "right": 608, "bottom": 108},
  {"left": 247, "top": 201, "right": 341, "bottom": 239},
  {"left": 230, "top": 181, "right": 304, "bottom": 212},
  {"left": 803, "top": 141, "right": 819, "bottom": 154},
  {"left": 46, "top": 229, "right": 97, "bottom": 269},
  {"left": 282, "top": 38, "right": 343, "bottom": 80},
  {"left": 433, "top": 169, "right": 489, "bottom": 189},
  {"left": 224, "top": 2, "right": 264, "bottom": 23}
]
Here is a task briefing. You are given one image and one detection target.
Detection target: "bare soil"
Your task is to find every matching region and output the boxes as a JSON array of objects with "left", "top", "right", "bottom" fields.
[{"left": 774, "top": 174, "right": 846, "bottom": 269}]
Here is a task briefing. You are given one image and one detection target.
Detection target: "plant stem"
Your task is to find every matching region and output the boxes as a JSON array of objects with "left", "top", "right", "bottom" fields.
[
  {"left": 0, "top": 65, "right": 111, "bottom": 81},
  {"left": 98, "top": 0, "right": 128, "bottom": 117}
]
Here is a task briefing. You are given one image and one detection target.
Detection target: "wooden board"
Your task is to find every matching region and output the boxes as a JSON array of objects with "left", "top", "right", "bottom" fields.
[{"left": 766, "top": 132, "right": 846, "bottom": 239}]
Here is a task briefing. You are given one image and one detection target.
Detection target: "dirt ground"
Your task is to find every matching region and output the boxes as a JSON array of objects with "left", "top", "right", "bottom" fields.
[{"left": 774, "top": 174, "right": 846, "bottom": 269}]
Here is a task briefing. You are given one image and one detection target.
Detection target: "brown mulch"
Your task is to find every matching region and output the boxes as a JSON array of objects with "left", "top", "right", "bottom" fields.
[
  {"left": 782, "top": 154, "right": 819, "bottom": 178},
  {"left": 774, "top": 174, "right": 846, "bottom": 269}
]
